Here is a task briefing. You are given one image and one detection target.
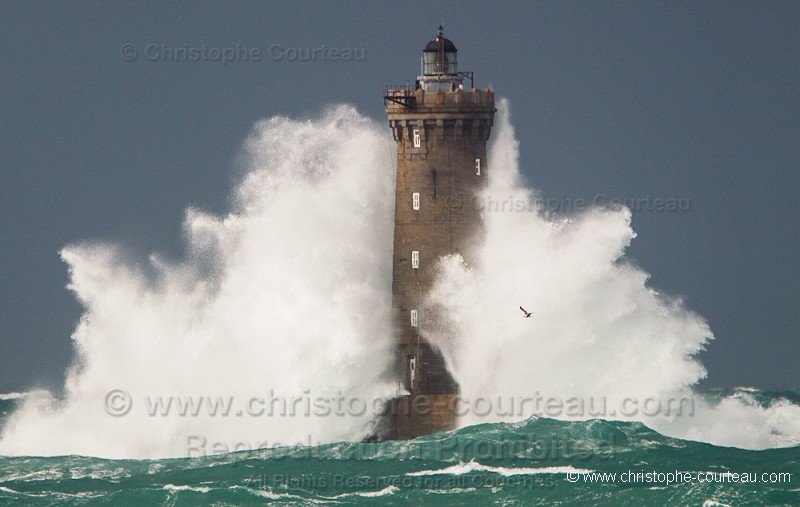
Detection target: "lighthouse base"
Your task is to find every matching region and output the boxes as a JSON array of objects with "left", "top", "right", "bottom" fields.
[{"left": 391, "top": 393, "right": 459, "bottom": 440}]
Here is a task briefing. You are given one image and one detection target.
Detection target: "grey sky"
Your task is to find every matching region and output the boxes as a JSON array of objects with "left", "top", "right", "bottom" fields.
[{"left": 1, "top": 1, "right": 797, "bottom": 391}]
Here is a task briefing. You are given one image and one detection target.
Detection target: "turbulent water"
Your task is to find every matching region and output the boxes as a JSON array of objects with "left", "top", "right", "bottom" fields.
[
  {"left": 1, "top": 392, "right": 799, "bottom": 505},
  {"left": 0, "top": 103, "right": 798, "bottom": 504}
]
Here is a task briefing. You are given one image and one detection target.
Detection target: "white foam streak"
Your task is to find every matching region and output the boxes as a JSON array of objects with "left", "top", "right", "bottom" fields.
[
  {"left": 0, "top": 391, "right": 47, "bottom": 401},
  {"left": 163, "top": 484, "right": 212, "bottom": 493},
  {"left": 407, "top": 461, "right": 592, "bottom": 476}
]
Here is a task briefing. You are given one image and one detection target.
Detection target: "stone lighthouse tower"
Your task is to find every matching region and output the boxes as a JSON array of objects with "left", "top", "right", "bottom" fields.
[{"left": 384, "top": 26, "right": 495, "bottom": 439}]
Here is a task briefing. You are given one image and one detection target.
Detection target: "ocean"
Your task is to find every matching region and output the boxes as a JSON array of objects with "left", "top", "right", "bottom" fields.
[{"left": 1, "top": 390, "right": 798, "bottom": 506}]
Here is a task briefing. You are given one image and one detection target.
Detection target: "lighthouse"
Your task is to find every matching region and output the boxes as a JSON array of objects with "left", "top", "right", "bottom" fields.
[{"left": 384, "top": 26, "right": 495, "bottom": 438}]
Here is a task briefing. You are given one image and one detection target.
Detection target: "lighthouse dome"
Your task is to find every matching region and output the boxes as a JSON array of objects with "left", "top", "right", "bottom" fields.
[{"left": 424, "top": 35, "right": 457, "bottom": 53}]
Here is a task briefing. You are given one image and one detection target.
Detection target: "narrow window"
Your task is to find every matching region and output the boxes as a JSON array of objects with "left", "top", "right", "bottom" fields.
[
  {"left": 475, "top": 158, "right": 481, "bottom": 176},
  {"left": 411, "top": 250, "right": 419, "bottom": 269},
  {"left": 413, "top": 129, "right": 421, "bottom": 148},
  {"left": 412, "top": 192, "right": 420, "bottom": 210},
  {"left": 408, "top": 356, "right": 417, "bottom": 390},
  {"left": 410, "top": 309, "right": 418, "bottom": 327}
]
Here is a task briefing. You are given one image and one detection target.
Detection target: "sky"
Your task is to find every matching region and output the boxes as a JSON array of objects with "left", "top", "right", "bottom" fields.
[{"left": 0, "top": 1, "right": 797, "bottom": 391}]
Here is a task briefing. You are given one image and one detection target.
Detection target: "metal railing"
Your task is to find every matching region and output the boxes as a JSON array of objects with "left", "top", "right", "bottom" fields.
[{"left": 383, "top": 84, "right": 416, "bottom": 108}]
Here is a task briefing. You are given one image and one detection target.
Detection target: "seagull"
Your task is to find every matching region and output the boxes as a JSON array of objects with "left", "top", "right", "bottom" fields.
[{"left": 519, "top": 306, "right": 532, "bottom": 318}]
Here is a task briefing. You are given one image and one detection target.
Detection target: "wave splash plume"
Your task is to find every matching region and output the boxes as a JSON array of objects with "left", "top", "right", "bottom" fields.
[
  {"left": 0, "top": 106, "right": 397, "bottom": 458},
  {"left": 1, "top": 101, "right": 798, "bottom": 459},
  {"left": 424, "top": 99, "right": 800, "bottom": 449}
]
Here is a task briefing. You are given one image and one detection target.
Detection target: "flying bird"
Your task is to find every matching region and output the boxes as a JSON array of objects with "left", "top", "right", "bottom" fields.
[{"left": 519, "top": 306, "right": 532, "bottom": 318}]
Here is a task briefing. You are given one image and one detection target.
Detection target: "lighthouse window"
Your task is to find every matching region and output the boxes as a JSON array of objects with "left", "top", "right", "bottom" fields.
[
  {"left": 410, "top": 309, "right": 418, "bottom": 327},
  {"left": 408, "top": 356, "right": 417, "bottom": 389},
  {"left": 411, "top": 250, "right": 419, "bottom": 269},
  {"left": 412, "top": 192, "right": 420, "bottom": 210},
  {"left": 475, "top": 158, "right": 481, "bottom": 176},
  {"left": 413, "top": 129, "right": 421, "bottom": 148}
]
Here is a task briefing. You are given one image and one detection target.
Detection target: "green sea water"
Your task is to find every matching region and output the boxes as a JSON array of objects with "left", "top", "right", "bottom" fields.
[{"left": 1, "top": 393, "right": 798, "bottom": 506}]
